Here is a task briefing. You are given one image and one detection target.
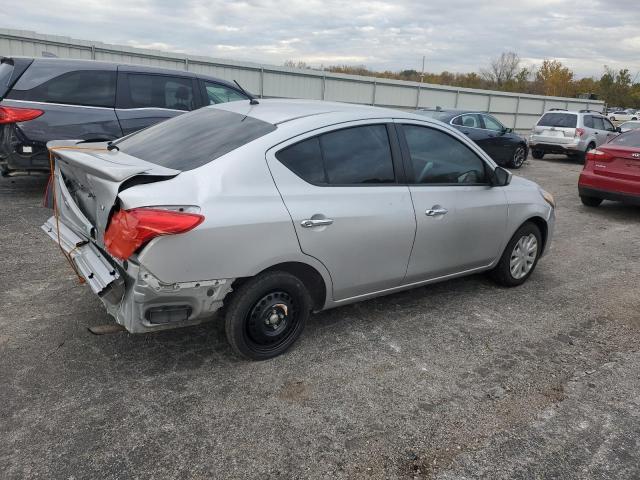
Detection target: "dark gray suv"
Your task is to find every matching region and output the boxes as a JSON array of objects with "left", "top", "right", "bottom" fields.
[{"left": 0, "top": 57, "right": 248, "bottom": 175}]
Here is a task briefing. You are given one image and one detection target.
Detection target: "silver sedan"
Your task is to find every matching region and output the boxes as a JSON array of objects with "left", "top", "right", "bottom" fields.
[{"left": 43, "top": 99, "right": 556, "bottom": 360}]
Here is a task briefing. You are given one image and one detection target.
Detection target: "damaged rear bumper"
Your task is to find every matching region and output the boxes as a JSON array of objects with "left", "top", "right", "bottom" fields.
[{"left": 42, "top": 216, "right": 233, "bottom": 333}]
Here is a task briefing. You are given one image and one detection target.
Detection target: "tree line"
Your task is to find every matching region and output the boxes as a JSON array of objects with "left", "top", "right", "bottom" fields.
[{"left": 284, "top": 52, "right": 640, "bottom": 108}]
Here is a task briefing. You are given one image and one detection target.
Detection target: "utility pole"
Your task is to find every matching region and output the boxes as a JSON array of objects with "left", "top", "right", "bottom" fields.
[{"left": 420, "top": 55, "right": 425, "bottom": 83}]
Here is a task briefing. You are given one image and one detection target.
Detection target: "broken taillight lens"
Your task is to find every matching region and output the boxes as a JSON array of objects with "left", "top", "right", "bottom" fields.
[
  {"left": 0, "top": 106, "right": 44, "bottom": 124},
  {"left": 104, "top": 208, "right": 204, "bottom": 260}
]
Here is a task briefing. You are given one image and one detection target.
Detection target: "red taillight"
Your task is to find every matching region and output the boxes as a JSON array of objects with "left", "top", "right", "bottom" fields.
[
  {"left": 585, "top": 149, "right": 613, "bottom": 163},
  {"left": 104, "top": 208, "right": 204, "bottom": 260},
  {"left": 575, "top": 128, "right": 585, "bottom": 137},
  {"left": 0, "top": 106, "right": 44, "bottom": 124}
]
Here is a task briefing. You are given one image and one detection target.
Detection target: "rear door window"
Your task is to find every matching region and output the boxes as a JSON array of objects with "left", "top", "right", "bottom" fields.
[
  {"left": 276, "top": 124, "right": 396, "bottom": 185},
  {"left": 320, "top": 125, "right": 395, "bottom": 184},
  {"left": 115, "top": 108, "right": 276, "bottom": 171},
  {"left": 453, "top": 114, "right": 482, "bottom": 129},
  {"left": 125, "top": 74, "right": 195, "bottom": 111},
  {"left": 592, "top": 116, "right": 605, "bottom": 131},
  {"left": 276, "top": 137, "right": 326, "bottom": 184},
  {"left": 537, "top": 113, "right": 577, "bottom": 128},
  {"left": 583, "top": 115, "right": 594, "bottom": 128},
  {"left": 7, "top": 70, "right": 116, "bottom": 107}
]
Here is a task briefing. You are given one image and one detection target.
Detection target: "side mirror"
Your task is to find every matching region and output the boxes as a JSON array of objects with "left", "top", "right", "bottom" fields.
[
  {"left": 504, "top": 127, "right": 513, "bottom": 134},
  {"left": 492, "top": 166, "right": 512, "bottom": 187},
  {"left": 615, "top": 127, "right": 622, "bottom": 133}
]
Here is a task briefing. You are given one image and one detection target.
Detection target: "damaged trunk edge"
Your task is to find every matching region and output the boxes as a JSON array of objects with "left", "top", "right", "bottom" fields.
[{"left": 42, "top": 141, "right": 235, "bottom": 333}]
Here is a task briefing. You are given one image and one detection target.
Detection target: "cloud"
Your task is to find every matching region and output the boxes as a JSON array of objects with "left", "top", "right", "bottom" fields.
[{"left": 1, "top": 0, "right": 638, "bottom": 78}]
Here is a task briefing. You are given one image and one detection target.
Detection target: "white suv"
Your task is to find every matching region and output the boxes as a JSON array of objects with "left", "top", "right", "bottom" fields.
[{"left": 529, "top": 109, "right": 620, "bottom": 161}]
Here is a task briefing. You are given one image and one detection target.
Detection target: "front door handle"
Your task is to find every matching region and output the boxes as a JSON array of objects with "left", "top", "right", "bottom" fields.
[
  {"left": 425, "top": 207, "right": 448, "bottom": 217},
  {"left": 301, "top": 218, "right": 334, "bottom": 228}
]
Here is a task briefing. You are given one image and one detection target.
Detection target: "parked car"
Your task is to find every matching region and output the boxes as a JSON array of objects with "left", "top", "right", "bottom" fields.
[
  {"left": 529, "top": 109, "right": 620, "bottom": 161},
  {"left": 578, "top": 129, "right": 640, "bottom": 207},
  {"left": 0, "top": 56, "right": 249, "bottom": 176},
  {"left": 415, "top": 108, "right": 528, "bottom": 168},
  {"left": 42, "top": 99, "right": 555, "bottom": 360},
  {"left": 608, "top": 110, "right": 638, "bottom": 122},
  {"left": 619, "top": 120, "right": 640, "bottom": 132}
]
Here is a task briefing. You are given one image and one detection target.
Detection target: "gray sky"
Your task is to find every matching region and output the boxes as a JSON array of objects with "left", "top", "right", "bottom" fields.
[{"left": 2, "top": 0, "right": 639, "bottom": 79}]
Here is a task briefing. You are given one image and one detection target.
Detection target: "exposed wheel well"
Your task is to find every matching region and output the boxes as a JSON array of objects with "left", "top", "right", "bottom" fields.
[
  {"left": 233, "top": 262, "right": 328, "bottom": 312},
  {"left": 524, "top": 216, "right": 548, "bottom": 252}
]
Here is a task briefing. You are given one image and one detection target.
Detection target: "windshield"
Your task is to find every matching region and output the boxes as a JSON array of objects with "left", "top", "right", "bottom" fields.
[
  {"left": 537, "top": 113, "right": 577, "bottom": 128},
  {"left": 116, "top": 107, "right": 276, "bottom": 171},
  {"left": 609, "top": 130, "right": 640, "bottom": 148},
  {"left": 0, "top": 60, "right": 14, "bottom": 98}
]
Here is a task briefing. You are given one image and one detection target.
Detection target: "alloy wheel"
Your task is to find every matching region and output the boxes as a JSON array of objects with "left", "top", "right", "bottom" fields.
[
  {"left": 512, "top": 146, "right": 526, "bottom": 167},
  {"left": 509, "top": 233, "right": 538, "bottom": 279}
]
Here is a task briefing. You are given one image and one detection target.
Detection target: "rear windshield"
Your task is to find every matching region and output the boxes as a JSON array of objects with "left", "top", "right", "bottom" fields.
[
  {"left": 0, "top": 60, "right": 14, "bottom": 98},
  {"left": 116, "top": 108, "right": 276, "bottom": 171},
  {"left": 537, "top": 113, "right": 577, "bottom": 128},
  {"left": 609, "top": 130, "right": 640, "bottom": 148}
]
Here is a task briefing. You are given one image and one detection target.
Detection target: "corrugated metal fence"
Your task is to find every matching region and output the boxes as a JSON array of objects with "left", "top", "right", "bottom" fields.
[{"left": 0, "top": 28, "right": 604, "bottom": 133}]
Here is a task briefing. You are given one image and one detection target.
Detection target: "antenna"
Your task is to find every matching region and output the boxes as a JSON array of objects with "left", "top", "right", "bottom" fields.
[{"left": 234, "top": 80, "right": 259, "bottom": 105}]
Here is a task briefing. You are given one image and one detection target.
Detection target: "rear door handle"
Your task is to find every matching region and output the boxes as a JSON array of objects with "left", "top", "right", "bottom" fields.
[
  {"left": 301, "top": 218, "right": 334, "bottom": 228},
  {"left": 425, "top": 207, "right": 448, "bottom": 217}
]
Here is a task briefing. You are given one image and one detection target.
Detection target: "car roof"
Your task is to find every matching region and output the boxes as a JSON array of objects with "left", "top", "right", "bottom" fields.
[
  {"left": 9, "top": 56, "right": 241, "bottom": 91},
  {"left": 212, "top": 98, "right": 434, "bottom": 125}
]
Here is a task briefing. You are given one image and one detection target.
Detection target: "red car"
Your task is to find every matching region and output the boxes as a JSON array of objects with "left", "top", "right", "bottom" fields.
[{"left": 579, "top": 130, "right": 640, "bottom": 207}]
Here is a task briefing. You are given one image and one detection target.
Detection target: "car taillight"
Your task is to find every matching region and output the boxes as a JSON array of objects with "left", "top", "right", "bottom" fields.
[
  {"left": 586, "top": 149, "right": 613, "bottom": 162},
  {"left": 575, "top": 128, "right": 585, "bottom": 137},
  {"left": 0, "top": 106, "right": 44, "bottom": 124},
  {"left": 104, "top": 208, "right": 204, "bottom": 260}
]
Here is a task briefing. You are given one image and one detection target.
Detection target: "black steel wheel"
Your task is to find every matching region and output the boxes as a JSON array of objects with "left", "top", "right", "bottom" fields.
[{"left": 225, "top": 271, "right": 311, "bottom": 360}]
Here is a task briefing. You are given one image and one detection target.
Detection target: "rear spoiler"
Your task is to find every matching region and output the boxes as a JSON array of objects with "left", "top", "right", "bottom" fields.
[{"left": 48, "top": 140, "right": 180, "bottom": 182}]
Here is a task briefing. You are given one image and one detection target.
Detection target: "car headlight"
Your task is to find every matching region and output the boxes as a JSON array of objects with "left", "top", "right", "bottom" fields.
[{"left": 539, "top": 188, "right": 556, "bottom": 208}]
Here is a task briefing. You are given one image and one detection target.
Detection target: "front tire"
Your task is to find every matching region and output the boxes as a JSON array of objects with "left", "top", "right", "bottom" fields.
[
  {"left": 508, "top": 144, "right": 527, "bottom": 169},
  {"left": 490, "top": 222, "right": 542, "bottom": 287},
  {"left": 224, "top": 271, "right": 312, "bottom": 360},
  {"left": 532, "top": 149, "right": 544, "bottom": 160},
  {"left": 580, "top": 195, "right": 603, "bottom": 207}
]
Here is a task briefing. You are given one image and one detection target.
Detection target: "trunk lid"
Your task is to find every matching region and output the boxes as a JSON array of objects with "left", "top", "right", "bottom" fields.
[
  {"left": 48, "top": 140, "right": 180, "bottom": 245},
  {"left": 594, "top": 145, "right": 640, "bottom": 183}
]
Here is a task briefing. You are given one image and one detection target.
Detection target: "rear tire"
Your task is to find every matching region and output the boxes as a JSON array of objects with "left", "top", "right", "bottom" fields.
[
  {"left": 224, "top": 271, "right": 311, "bottom": 360},
  {"left": 580, "top": 195, "right": 603, "bottom": 207},
  {"left": 490, "top": 222, "right": 542, "bottom": 287},
  {"left": 578, "top": 142, "right": 596, "bottom": 163},
  {"left": 532, "top": 149, "right": 544, "bottom": 160},
  {"left": 508, "top": 145, "right": 527, "bottom": 169}
]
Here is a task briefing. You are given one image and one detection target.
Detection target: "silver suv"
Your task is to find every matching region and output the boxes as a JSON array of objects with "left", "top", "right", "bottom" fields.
[{"left": 529, "top": 109, "right": 620, "bottom": 161}]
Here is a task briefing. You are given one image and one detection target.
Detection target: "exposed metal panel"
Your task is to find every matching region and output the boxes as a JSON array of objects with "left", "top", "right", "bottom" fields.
[
  {"left": 325, "top": 78, "right": 374, "bottom": 104},
  {"left": 545, "top": 100, "right": 567, "bottom": 110},
  {"left": 458, "top": 92, "right": 490, "bottom": 111},
  {"left": 518, "top": 98, "right": 545, "bottom": 114},
  {"left": 375, "top": 84, "right": 416, "bottom": 107},
  {"left": 419, "top": 89, "right": 457, "bottom": 108},
  {"left": 264, "top": 71, "right": 323, "bottom": 99},
  {"left": 490, "top": 96, "right": 518, "bottom": 113}
]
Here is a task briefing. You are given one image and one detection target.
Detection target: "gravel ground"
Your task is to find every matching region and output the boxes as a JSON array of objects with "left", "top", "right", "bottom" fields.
[{"left": 1, "top": 155, "right": 639, "bottom": 479}]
